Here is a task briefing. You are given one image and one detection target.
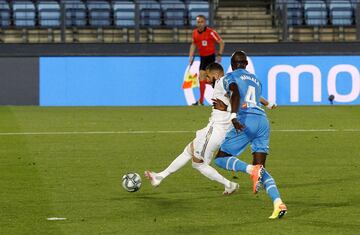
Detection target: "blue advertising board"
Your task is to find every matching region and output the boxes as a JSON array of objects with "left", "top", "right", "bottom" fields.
[{"left": 40, "top": 56, "right": 360, "bottom": 106}]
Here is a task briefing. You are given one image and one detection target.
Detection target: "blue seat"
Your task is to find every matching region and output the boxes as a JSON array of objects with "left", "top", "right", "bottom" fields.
[
  {"left": 187, "top": 1, "right": 209, "bottom": 26},
  {"left": 87, "top": 0, "right": 111, "bottom": 27},
  {"left": 38, "top": 1, "right": 61, "bottom": 27},
  {"left": 350, "top": 0, "right": 360, "bottom": 8},
  {"left": 277, "top": 0, "right": 303, "bottom": 25},
  {"left": 13, "top": 0, "right": 36, "bottom": 27},
  {"left": 304, "top": 0, "right": 327, "bottom": 26},
  {"left": 0, "top": 0, "right": 10, "bottom": 27},
  {"left": 329, "top": 0, "right": 353, "bottom": 25},
  {"left": 113, "top": 1, "right": 135, "bottom": 27},
  {"left": 65, "top": 0, "right": 86, "bottom": 27},
  {"left": 161, "top": 0, "right": 186, "bottom": 27},
  {"left": 351, "top": 0, "right": 360, "bottom": 19},
  {"left": 139, "top": 0, "right": 161, "bottom": 26}
]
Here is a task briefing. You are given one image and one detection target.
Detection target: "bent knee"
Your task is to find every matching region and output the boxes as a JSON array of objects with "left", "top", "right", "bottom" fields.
[{"left": 192, "top": 155, "right": 204, "bottom": 164}]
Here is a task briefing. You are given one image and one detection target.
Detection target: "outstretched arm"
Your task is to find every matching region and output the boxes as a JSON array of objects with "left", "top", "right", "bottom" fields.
[
  {"left": 229, "top": 83, "right": 244, "bottom": 131},
  {"left": 260, "top": 97, "right": 277, "bottom": 110},
  {"left": 216, "top": 40, "right": 225, "bottom": 63},
  {"left": 189, "top": 42, "right": 196, "bottom": 65},
  {"left": 211, "top": 29, "right": 224, "bottom": 63}
]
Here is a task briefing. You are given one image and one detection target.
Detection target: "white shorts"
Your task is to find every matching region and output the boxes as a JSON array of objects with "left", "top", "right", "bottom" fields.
[{"left": 190, "top": 122, "right": 231, "bottom": 164}]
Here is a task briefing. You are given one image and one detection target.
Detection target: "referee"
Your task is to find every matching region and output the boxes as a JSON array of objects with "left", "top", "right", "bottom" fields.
[{"left": 189, "top": 15, "right": 225, "bottom": 106}]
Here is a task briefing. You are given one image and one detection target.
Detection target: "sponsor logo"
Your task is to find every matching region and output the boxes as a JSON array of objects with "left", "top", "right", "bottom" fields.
[{"left": 268, "top": 64, "right": 360, "bottom": 103}]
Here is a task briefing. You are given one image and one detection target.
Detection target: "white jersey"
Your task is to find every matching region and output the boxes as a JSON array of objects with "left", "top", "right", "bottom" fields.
[
  {"left": 209, "top": 76, "right": 231, "bottom": 124},
  {"left": 191, "top": 77, "right": 232, "bottom": 164}
]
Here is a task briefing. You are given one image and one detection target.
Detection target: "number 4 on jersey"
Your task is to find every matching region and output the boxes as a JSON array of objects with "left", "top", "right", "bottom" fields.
[{"left": 245, "top": 85, "right": 257, "bottom": 106}]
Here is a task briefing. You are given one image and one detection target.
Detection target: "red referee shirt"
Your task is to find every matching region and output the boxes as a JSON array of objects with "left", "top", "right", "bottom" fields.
[{"left": 192, "top": 27, "right": 222, "bottom": 57}]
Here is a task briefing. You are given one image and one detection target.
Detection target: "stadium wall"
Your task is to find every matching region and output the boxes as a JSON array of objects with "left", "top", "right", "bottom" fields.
[
  {"left": 0, "top": 57, "right": 39, "bottom": 105},
  {"left": 0, "top": 43, "right": 359, "bottom": 106},
  {"left": 40, "top": 56, "right": 360, "bottom": 106}
]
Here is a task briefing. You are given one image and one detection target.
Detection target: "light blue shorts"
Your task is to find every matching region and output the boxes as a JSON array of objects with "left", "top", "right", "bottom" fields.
[{"left": 220, "top": 114, "right": 270, "bottom": 156}]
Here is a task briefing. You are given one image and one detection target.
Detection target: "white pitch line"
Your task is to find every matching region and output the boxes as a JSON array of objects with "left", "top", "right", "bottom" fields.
[
  {"left": 272, "top": 129, "right": 337, "bottom": 132},
  {"left": 343, "top": 129, "right": 360, "bottom": 132},
  {"left": 0, "top": 130, "right": 194, "bottom": 136},
  {"left": 0, "top": 129, "right": 358, "bottom": 136},
  {"left": 47, "top": 217, "right": 67, "bottom": 221}
]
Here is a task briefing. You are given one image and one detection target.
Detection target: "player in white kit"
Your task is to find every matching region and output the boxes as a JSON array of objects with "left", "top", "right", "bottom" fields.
[{"left": 145, "top": 62, "right": 239, "bottom": 195}]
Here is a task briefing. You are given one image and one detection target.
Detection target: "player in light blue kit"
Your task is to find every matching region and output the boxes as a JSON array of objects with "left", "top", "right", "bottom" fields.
[{"left": 214, "top": 50, "right": 287, "bottom": 219}]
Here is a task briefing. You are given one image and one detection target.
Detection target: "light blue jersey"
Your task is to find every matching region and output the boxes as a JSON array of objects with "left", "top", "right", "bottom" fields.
[
  {"left": 223, "top": 68, "right": 265, "bottom": 117},
  {"left": 220, "top": 68, "right": 269, "bottom": 155}
]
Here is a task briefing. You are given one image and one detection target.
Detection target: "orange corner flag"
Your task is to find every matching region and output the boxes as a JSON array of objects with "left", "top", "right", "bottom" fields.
[{"left": 182, "top": 72, "right": 199, "bottom": 89}]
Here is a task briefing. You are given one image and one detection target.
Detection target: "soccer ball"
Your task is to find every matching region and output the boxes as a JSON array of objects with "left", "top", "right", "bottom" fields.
[{"left": 122, "top": 172, "right": 142, "bottom": 192}]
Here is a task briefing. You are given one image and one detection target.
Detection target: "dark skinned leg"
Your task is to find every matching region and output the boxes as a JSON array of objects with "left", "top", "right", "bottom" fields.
[{"left": 252, "top": 152, "right": 267, "bottom": 167}]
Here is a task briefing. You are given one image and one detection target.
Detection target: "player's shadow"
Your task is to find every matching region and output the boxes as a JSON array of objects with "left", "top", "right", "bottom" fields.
[
  {"left": 110, "top": 189, "right": 244, "bottom": 213},
  {"left": 135, "top": 195, "right": 196, "bottom": 213},
  {"left": 110, "top": 194, "right": 191, "bottom": 206},
  {"left": 285, "top": 200, "right": 356, "bottom": 221}
]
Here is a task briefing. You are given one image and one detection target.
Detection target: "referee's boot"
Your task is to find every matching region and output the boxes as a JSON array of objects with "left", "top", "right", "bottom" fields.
[{"left": 192, "top": 101, "right": 204, "bottom": 106}]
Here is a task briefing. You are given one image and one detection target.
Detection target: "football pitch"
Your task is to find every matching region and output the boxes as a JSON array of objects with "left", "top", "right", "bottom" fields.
[{"left": 0, "top": 106, "right": 359, "bottom": 234}]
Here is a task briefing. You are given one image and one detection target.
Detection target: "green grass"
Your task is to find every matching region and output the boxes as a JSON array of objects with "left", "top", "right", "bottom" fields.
[{"left": 0, "top": 106, "right": 360, "bottom": 235}]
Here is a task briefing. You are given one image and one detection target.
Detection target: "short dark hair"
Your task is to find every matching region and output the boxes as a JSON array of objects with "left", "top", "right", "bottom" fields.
[
  {"left": 231, "top": 50, "right": 248, "bottom": 70},
  {"left": 196, "top": 15, "right": 206, "bottom": 20},
  {"left": 206, "top": 62, "right": 224, "bottom": 72}
]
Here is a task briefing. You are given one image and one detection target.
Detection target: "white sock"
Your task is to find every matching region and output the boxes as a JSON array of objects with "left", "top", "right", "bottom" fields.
[
  {"left": 192, "top": 162, "right": 231, "bottom": 188},
  {"left": 246, "top": 165, "right": 254, "bottom": 175},
  {"left": 157, "top": 148, "right": 192, "bottom": 179}
]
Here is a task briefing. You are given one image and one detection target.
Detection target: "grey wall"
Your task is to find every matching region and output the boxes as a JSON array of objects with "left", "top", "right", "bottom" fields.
[
  {"left": 0, "top": 58, "right": 39, "bottom": 105},
  {"left": 0, "top": 42, "right": 359, "bottom": 57}
]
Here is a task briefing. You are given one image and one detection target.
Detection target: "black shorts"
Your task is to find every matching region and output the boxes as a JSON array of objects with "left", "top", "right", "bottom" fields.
[{"left": 199, "top": 54, "right": 216, "bottom": 71}]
